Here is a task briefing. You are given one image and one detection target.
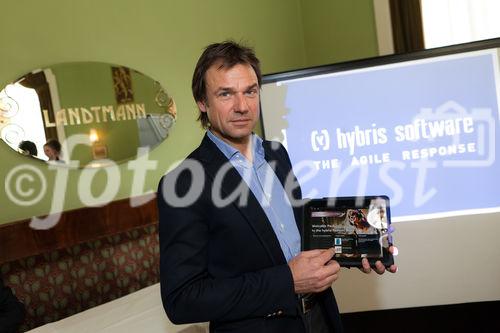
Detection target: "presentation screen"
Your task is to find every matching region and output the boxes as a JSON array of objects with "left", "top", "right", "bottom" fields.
[{"left": 261, "top": 39, "right": 500, "bottom": 221}]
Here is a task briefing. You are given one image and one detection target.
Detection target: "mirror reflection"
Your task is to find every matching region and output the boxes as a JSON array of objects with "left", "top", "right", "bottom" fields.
[{"left": 0, "top": 62, "right": 176, "bottom": 167}]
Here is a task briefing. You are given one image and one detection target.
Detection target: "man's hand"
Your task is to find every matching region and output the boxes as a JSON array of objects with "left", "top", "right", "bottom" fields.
[
  {"left": 288, "top": 248, "right": 340, "bottom": 294},
  {"left": 360, "top": 246, "right": 398, "bottom": 274}
]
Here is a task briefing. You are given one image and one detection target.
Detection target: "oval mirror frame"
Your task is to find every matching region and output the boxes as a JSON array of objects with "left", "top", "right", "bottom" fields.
[{"left": 0, "top": 62, "right": 176, "bottom": 167}]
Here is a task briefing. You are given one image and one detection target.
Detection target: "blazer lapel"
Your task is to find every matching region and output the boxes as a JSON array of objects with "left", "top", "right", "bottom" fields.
[{"left": 197, "top": 135, "right": 287, "bottom": 265}]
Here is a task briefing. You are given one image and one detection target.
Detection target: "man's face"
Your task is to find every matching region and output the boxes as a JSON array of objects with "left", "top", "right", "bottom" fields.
[
  {"left": 43, "top": 145, "right": 58, "bottom": 160},
  {"left": 198, "top": 62, "right": 260, "bottom": 145}
]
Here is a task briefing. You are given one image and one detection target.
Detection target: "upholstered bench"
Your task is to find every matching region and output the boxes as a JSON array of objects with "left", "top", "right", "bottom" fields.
[
  {"left": 0, "top": 196, "right": 160, "bottom": 332},
  {"left": 1, "top": 223, "right": 159, "bottom": 332}
]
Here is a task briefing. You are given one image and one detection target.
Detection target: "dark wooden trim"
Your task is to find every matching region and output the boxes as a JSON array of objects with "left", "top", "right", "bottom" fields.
[
  {"left": 0, "top": 194, "right": 158, "bottom": 264},
  {"left": 389, "top": 0, "right": 425, "bottom": 53},
  {"left": 262, "top": 38, "right": 500, "bottom": 84}
]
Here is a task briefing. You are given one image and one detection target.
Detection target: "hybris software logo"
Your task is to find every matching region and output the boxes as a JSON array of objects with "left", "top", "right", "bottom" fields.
[{"left": 311, "top": 129, "right": 330, "bottom": 152}]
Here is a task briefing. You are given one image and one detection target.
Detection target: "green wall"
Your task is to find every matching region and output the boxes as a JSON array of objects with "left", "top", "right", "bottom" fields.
[
  {"left": 0, "top": 0, "right": 378, "bottom": 225},
  {"left": 300, "top": 0, "right": 379, "bottom": 65}
]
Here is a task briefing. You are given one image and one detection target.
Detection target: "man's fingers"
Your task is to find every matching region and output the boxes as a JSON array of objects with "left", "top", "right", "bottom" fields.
[
  {"left": 323, "top": 260, "right": 340, "bottom": 275},
  {"left": 360, "top": 258, "right": 371, "bottom": 274},
  {"left": 359, "top": 256, "right": 398, "bottom": 275},
  {"left": 325, "top": 259, "right": 339, "bottom": 267},
  {"left": 312, "top": 266, "right": 340, "bottom": 292},
  {"left": 316, "top": 274, "right": 338, "bottom": 292},
  {"left": 300, "top": 249, "right": 328, "bottom": 258},
  {"left": 374, "top": 261, "right": 386, "bottom": 275},
  {"left": 290, "top": 251, "right": 341, "bottom": 293},
  {"left": 316, "top": 247, "right": 335, "bottom": 264}
]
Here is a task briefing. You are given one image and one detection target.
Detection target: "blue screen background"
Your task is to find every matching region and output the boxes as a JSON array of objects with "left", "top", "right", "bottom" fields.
[{"left": 266, "top": 52, "right": 500, "bottom": 219}]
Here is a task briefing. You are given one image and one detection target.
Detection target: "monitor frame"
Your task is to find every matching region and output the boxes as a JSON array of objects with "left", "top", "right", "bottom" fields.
[{"left": 260, "top": 37, "right": 500, "bottom": 138}]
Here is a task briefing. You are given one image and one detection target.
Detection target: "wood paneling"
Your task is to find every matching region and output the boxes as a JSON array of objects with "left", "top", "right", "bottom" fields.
[{"left": 0, "top": 194, "right": 157, "bottom": 263}]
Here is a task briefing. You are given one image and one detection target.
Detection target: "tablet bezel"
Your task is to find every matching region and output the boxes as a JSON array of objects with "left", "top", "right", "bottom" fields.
[{"left": 302, "top": 195, "right": 394, "bottom": 268}]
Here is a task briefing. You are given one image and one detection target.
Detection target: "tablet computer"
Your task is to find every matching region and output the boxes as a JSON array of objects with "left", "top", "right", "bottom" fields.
[{"left": 302, "top": 195, "right": 394, "bottom": 268}]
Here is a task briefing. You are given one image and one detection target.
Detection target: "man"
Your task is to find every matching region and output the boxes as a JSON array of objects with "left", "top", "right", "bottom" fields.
[{"left": 157, "top": 41, "right": 396, "bottom": 333}]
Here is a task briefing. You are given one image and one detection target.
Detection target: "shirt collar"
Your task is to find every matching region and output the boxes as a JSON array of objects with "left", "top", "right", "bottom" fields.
[
  {"left": 206, "top": 130, "right": 265, "bottom": 167},
  {"left": 253, "top": 134, "right": 266, "bottom": 168}
]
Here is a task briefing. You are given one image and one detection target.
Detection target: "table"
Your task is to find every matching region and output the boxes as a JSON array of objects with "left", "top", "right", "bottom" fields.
[{"left": 27, "top": 284, "right": 209, "bottom": 333}]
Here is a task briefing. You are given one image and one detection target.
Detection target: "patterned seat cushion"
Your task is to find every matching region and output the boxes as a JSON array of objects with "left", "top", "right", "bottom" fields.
[{"left": 1, "top": 224, "right": 159, "bottom": 332}]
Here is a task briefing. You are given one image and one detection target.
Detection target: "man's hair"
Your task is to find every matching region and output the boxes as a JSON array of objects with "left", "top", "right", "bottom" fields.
[
  {"left": 191, "top": 41, "right": 262, "bottom": 128},
  {"left": 44, "top": 138, "right": 61, "bottom": 153},
  {"left": 18, "top": 140, "right": 37, "bottom": 156}
]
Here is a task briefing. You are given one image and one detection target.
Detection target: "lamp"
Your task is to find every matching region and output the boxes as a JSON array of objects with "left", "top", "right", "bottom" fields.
[
  {"left": 89, "top": 128, "right": 99, "bottom": 143},
  {"left": 89, "top": 128, "right": 107, "bottom": 159}
]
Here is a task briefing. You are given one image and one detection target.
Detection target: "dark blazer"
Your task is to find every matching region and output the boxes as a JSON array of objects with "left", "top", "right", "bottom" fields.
[{"left": 157, "top": 134, "right": 343, "bottom": 333}]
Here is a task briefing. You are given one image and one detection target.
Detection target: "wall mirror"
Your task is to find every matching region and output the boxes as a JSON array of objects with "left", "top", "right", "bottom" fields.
[{"left": 0, "top": 62, "right": 176, "bottom": 167}]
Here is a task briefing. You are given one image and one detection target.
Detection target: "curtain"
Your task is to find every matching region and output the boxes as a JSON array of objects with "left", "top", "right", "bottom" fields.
[
  {"left": 389, "top": 0, "right": 425, "bottom": 53},
  {"left": 421, "top": 0, "right": 500, "bottom": 48}
]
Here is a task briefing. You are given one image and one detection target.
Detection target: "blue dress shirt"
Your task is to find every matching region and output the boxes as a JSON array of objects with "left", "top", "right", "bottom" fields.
[{"left": 207, "top": 131, "right": 301, "bottom": 262}]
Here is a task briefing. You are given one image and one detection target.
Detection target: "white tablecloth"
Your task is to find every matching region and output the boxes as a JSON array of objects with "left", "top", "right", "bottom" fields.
[{"left": 27, "top": 284, "right": 209, "bottom": 333}]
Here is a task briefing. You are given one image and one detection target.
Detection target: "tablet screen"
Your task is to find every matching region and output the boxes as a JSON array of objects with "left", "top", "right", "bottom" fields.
[{"left": 303, "top": 196, "right": 393, "bottom": 266}]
